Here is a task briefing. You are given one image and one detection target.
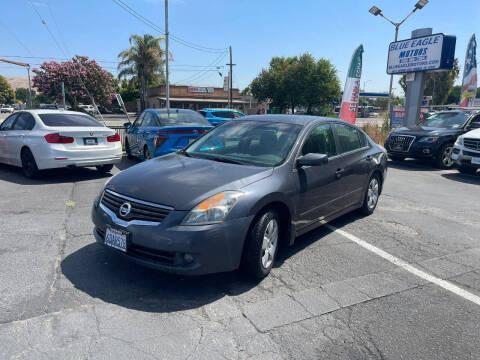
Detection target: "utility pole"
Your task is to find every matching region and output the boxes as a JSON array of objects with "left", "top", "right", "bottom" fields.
[
  {"left": 165, "top": 0, "right": 170, "bottom": 112},
  {"left": 226, "top": 46, "right": 235, "bottom": 108},
  {"left": 61, "top": 81, "right": 66, "bottom": 109},
  {"left": 0, "top": 58, "right": 33, "bottom": 108}
]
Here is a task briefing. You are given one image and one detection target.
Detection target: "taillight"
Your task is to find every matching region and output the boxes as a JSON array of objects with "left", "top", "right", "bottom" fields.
[
  {"left": 154, "top": 135, "right": 168, "bottom": 149},
  {"left": 44, "top": 133, "right": 74, "bottom": 144},
  {"left": 107, "top": 133, "right": 121, "bottom": 142}
]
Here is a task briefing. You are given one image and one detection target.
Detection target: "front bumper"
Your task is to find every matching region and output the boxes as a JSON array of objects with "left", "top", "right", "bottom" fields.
[
  {"left": 91, "top": 201, "right": 254, "bottom": 275},
  {"left": 452, "top": 145, "right": 480, "bottom": 168}
]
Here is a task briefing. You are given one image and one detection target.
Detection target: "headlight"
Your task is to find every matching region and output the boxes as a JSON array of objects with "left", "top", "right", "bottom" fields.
[
  {"left": 182, "top": 191, "right": 244, "bottom": 225},
  {"left": 418, "top": 136, "right": 439, "bottom": 143},
  {"left": 455, "top": 136, "right": 464, "bottom": 146}
]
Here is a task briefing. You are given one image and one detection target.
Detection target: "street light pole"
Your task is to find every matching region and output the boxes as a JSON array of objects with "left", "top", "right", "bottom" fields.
[
  {"left": 165, "top": 0, "right": 170, "bottom": 112},
  {"left": 369, "top": 0, "right": 429, "bottom": 126}
]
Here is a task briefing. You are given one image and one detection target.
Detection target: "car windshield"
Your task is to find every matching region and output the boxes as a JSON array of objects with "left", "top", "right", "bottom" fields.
[
  {"left": 38, "top": 113, "right": 104, "bottom": 127},
  {"left": 421, "top": 112, "right": 469, "bottom": 128},
  {"left": 185, "top": 120, "right": 302, "bottom": 167},
  {"left": 156, "top": 109, "right": 211, "bottom": 126}
]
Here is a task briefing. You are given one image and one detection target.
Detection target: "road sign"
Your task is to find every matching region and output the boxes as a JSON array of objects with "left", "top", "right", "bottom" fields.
[{"left": 387, "top": 33, "right": 456, "bottom": 74}]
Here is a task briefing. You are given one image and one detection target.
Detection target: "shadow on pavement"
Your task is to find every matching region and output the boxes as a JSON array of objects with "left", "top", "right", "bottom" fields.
[
  {"left": 61, "top": 212, "right": 360, "bottom": 313},
  {"left": 387, "top": 159, "right": 441, "bottom": 172},
  {"left": 441, "top": 172, "right": 480, "bottom": 185}
]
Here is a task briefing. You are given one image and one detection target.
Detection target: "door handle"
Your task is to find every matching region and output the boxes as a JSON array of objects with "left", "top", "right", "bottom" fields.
[{"left": 335, "top": 168, "right": 344, "bottom": 179}]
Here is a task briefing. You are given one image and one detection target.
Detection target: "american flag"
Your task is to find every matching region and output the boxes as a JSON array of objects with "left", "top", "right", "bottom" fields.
[{"left": 460, "top": 34, "right": 477, "bottom": 108}]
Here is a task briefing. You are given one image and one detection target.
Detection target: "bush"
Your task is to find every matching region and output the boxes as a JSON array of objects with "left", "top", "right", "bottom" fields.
[{"left": 361, "top": 123, "right": 390, "bottom": 145}]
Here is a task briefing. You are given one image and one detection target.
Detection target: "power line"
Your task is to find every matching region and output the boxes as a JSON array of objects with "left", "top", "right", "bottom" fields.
[
  {"left": 111, "top": 0, "right": 227, "bottom": 53},
  {"left": 0, "top": 20, "right": 34, "bottom": 56},
  {"left": 47, "top": 2, "right": 71, "bottom": 56},
  {"left": 175, "top": 50, "right": 228, "bottom": 84}
]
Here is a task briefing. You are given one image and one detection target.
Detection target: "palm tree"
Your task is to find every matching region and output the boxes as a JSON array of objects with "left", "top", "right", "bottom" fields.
[{"left": 118, "top": 34, "right": 166, "bottom": 110}]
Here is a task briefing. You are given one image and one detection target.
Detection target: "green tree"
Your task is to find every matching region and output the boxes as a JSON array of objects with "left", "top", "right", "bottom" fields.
[
  {"left": 249, "top": 53, "right": 341, "bottom": 114},
  {"left": 118, "top": 34, "right": 167, "bottom": 111},
  {"left": 446, "top": 85, "right": 461, "bottom": 104},
  {"left": 117, "top": 78, "right": 140, "bottom": 103},
  {"left": 0, "top": 75, "right": 15, "bottom": 104},
  {"left": 15, "top": 87, "right": 35, "bottom": 104},
  {"left": 399, "top": 59, "right": 460, "bottom": 105}
]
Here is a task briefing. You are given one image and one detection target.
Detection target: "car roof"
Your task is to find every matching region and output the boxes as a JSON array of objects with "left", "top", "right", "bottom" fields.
[
  {"left": 236, "top": 114, "right": 343, "bottom": 126},
  {"left": 23, "top": 109, "right": 92, "bottom": 116},
  {"left": 148, "top": 108, "right": 197, "bottom": 113},
  {"left": 201, "top": 108, "right": 241, "bottom": 112}
]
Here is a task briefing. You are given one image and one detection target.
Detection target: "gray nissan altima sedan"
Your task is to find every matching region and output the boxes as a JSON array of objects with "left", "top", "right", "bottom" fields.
[{"left": 92, "top": 115, "right": 387, "bottom": 279}]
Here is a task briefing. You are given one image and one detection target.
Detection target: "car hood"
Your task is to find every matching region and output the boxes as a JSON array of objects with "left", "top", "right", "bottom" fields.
[
  {"left": 392, "top": 126, "right": 461, "bottom": 137},
  {"left": 106, "top": 153, "right": 273, "bottom": 210},
  {"left": 463, "top": 128, "right": 480, "bottom": 138}
]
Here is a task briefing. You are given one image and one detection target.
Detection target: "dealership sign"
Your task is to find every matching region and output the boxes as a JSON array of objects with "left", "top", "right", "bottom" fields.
[
  {"left": 188, "top": 87, "right": 214, "bottom": 93},
  {"left": 387, "top": 33, "right": 456, "bottom": 74}
]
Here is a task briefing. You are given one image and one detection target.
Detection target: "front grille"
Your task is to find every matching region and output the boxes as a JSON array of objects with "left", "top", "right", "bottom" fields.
[
  {"left": 388, "top": 135, "right": 415, "bottom": 152},
  {"left": 101, "top": 190, "right": 172, "bottom": 223},
  {"left": 464, "top": 138, "right": 480, "bottom": 151}
]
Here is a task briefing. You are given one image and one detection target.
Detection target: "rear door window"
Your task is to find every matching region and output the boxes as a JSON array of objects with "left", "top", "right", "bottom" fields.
[
  {"left": 13, "top": 112, "right": 36, "bottom": 130},
  {"left": 334, "top": 124, "right": 362, "bottom": 154},
  {"left": 213, "top": 111, "right": 235, "bottom": 119},
  {"left": 38, "top": 113, "right": 103, "bottom": 127}
]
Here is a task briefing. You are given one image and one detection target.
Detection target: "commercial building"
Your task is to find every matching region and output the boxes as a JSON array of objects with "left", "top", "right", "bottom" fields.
[{"left": 146, "top": 84, "right": 250, "bottom": 112}]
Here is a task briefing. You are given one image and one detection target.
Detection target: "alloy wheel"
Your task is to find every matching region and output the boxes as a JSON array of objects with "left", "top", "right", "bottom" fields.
[
  {"left": 367, "top": 177, "right": 379, "bottom": 211},
  {"left": 442, "top": 146, "right": 454, "bottom": 167},
  {"left": 261, "top": 219, "right": 278, "bottom": 269}
]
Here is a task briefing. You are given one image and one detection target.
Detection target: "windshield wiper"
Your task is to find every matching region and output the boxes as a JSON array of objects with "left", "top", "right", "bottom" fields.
[{"left": 202, "top": 155, "right": 245, "bottom": 165}]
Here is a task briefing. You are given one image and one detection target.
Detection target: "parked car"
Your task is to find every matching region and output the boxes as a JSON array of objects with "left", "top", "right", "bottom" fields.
[
  {"left": 385, "top": 110, "right": 480, "bottom": 169},
  {"left": 92, "top": 115, "right": 387, "bottom": 278},
  {"left": 452, "top": 125, "right": 480, "bottom": 175},
  {"left": 0, "top": 110, "right": 122, "bottom": 178},
  {"left": 124, "top": 108, "right": 213, "bottom": 160},
  {"left": 39, "top": 104, "right": 58, "bottom": 110},
  {"left": 78, "top": 104, "right": 97, "bottom": 115},
  {"left": 1, "top": 105, "right": 14, "bottom": 113},
  {"left": 198, "top": 108, "right": 245, "bottom": 126}
]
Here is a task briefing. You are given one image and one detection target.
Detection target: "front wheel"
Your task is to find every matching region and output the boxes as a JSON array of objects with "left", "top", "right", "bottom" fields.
[
  {"left": 242, "top": 211, "right": 280, "bottom": 279},
  {"left": 359, "top": 173, "right": 381, "bottom": 216},
  {"left": 435, "top": 144, "right": 454, "bottom": 169}
]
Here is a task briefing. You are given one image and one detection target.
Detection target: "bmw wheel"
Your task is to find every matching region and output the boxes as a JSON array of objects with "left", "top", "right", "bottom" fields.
[
  {"left": 21, "top": 148, "right": 40, "bottom": 179},
  {"left": 242, "top": 210, "right": 280, "bottom": 279}
]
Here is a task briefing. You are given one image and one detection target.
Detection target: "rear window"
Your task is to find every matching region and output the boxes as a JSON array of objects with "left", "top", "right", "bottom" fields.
[
  {"left": 156, "top": 110, "right": 211, "bottom": 126},
  {"left": 38, "top": 113, "right": 104, "bottom": 127}
]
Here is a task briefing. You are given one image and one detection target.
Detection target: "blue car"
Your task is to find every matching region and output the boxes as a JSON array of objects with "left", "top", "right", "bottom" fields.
[
  {"left": 125, "top": 109, "right": 213, "bottom": 160},
  {"left": 198, "top": 108, "right": 245, "bottom": 126}
]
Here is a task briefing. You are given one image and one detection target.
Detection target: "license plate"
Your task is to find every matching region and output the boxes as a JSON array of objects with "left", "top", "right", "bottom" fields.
[
  {"left": 84, "top": 137, "right": 98, "bottom": 145},
  {"left": 105, "top": 226, "right": 127, "bottom": 252},
  {"left": 472, "top": 157, "right": 480, "bottom": 165},
  {"left": 392, "top": 144, "right": 403, "bottom": 151}
]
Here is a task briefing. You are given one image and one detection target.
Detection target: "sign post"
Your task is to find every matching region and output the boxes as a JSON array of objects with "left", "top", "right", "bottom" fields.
[{"left": 387, "top": 29, "right": 456, "bottom": 126}]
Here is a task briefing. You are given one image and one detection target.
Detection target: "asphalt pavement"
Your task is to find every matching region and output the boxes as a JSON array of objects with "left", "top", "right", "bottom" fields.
[{"left": 0, "top": 158, "right": 479, "bottom": 359}]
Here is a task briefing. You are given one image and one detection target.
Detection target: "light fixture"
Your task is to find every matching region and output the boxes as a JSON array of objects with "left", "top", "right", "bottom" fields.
[
  {"left": 414, "top": 0, "right": 428, "bottom": 9},
  {"left": 369, "top": 6, "right": 382, "bottom": 16}
]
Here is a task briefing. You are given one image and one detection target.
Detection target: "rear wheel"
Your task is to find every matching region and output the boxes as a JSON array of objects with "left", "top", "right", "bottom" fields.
[
  {"left": 359, "top": 173, "right": 380, "bottom": 216},
  {"left": 458, "top": 164, "right": 477, "bottom": 175},
  {"left": 21, "top": 148, "right": 40, "bottom": 179},
  {"left": 242, "top": 210, "right": 280, "bottom": 280},
  {"left": 143, "top": 146, "right": 151, "bottom": 161},
  {"left": 96, "top": 164, "right": 114, "bottom": 173},
  {"left": 435, "top": 144, "right": 454, "bottom": 169}
]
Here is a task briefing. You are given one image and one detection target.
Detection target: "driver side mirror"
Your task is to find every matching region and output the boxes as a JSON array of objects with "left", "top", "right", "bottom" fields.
[
  {"left": 123, "top": 122, "right": 132, "bottom": 129},
  {"left": 297, "top": 153, "right": 328, "bottom": 167}
]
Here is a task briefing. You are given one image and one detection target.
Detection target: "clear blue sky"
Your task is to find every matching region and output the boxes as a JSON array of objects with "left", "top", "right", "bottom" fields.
[{"left": 1, "top": 0, "right": 478, "bottom": 96}]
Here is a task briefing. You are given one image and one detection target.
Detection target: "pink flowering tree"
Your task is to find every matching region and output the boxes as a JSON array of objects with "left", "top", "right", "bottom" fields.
[{"left": 33, "top": 55, "right": 116, "bottom": 109}]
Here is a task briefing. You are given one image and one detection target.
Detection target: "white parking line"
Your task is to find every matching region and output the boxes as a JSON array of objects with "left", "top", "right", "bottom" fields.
[{"left": 326, "top": 224, "right": 480, "bottom": 306}]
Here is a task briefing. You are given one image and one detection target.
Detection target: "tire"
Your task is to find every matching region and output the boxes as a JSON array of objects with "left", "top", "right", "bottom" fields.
[
  {"left": 144, "top": 146, "right": 151, "bottom": 161},
  {"left": 242, "top": 210, "right": 280, "bottom": 280},
  {"left": 435, "top": 143, "right": 455, "bottom": 169},
  {"left": 21, "top": 148, "right": 40, "bottom": 179},
  {"left": 96, "top": 164, "right": 114, "bottom": 173},
  {"left": 389, "top": 155, "right": 405, "bottom": 162},
  {"left": 358, "top": 173, "right": 381, "bottom": 216},
  {"left": 458, "top": 164, "right": 477, "bottom": 175},
  {"left": 125, "top": 139, "right": 134, "bottom": 159}
]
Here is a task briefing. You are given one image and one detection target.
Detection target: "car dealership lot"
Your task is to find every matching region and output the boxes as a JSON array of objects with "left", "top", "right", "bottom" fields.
[{"left": 1, "top": 158, "right": 480, "bottom": 359}]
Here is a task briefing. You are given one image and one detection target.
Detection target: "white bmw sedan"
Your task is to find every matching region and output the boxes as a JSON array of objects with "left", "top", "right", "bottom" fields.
[{"left": 0, "top": 110, "right": 122, "bottom": 178}]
